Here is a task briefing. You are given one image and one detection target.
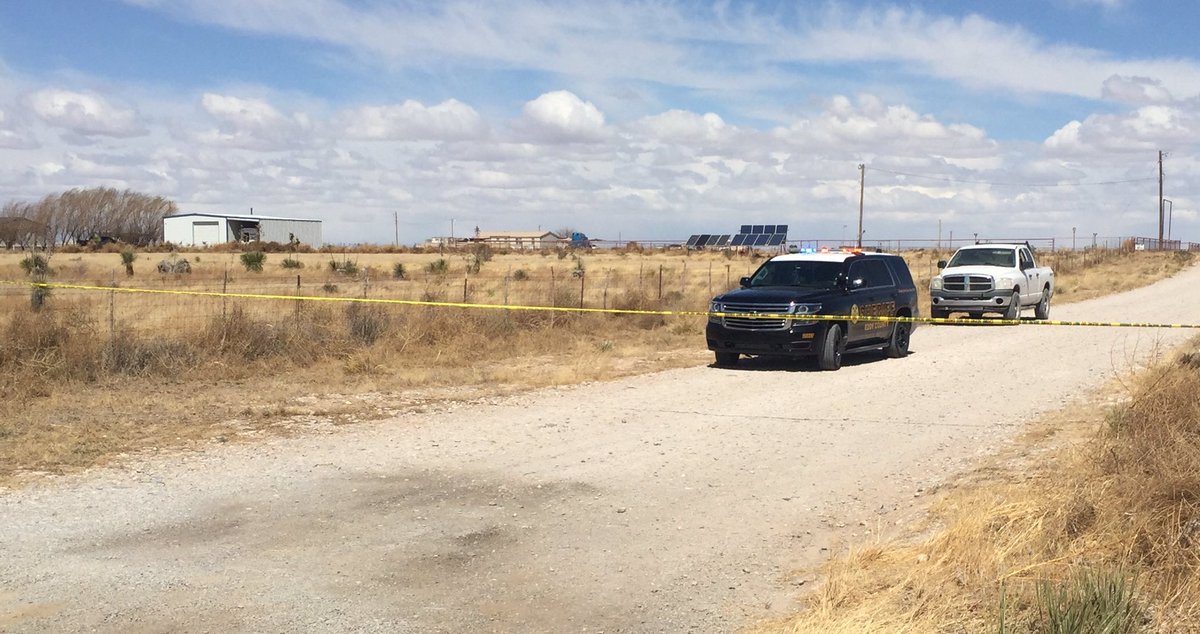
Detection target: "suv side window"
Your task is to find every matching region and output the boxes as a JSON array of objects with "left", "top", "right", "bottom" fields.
[
  {"left": 848, "top": 259, "right": 893, "bottom": 289},
  {"left": 885, "top": 256, "right": 915, "bottom": 288}
]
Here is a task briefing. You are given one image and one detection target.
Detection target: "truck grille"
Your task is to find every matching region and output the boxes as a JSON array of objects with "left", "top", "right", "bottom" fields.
[
  {"left": 721, "top": 302, "right": 793, "bottom": 331},
  {"left": 943, "top": 274, "right": 993, "bottom": 292}
]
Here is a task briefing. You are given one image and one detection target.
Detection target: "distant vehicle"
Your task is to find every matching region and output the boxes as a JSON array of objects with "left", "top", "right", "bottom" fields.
[
  {"left": 930, "top": 243, "right": 1054, "bottom": 320},
  {"left": 706, "top": 249, "right": 919, "bottom": 370},
  {"left": 567, "top": 232, "right": 593, "bottom": 248}
]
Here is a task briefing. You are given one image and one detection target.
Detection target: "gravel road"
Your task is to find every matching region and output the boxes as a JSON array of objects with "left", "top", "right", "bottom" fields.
[{"left": 3, "top": 264, "right": 1199, "bottom": 633}]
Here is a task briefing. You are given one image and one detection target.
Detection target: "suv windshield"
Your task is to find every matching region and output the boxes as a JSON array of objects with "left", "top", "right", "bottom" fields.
[
  {"left": 947, "top": 248, "right": 1015, "bottom": 268},
  {"left": 747, "top": 260, "right": 844, "bottom": 288}
]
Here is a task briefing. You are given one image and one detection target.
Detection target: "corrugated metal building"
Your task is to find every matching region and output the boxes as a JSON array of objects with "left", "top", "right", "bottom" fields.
[{"left": 163, "top": 213, "right": 322, "bottom": 247}]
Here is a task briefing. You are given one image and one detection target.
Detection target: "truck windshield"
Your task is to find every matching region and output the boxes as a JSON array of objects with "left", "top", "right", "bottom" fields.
[
  {"left": 747, "top": 260, "right": 843, "bottom": 288},
  {"left": 947, "top": 248, "right": 1015, "bottom": 268}
]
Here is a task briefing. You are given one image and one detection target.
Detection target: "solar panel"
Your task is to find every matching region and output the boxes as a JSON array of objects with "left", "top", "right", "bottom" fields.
[
  {"left": 763, "top": 225, "right": 776, "bottom": 235},
  {"left": 751, "top": 225, "right": 764, "bottom": 234},
  {"left": 754, "top": 234, "right": 770, "bottom": 246},
  {"left": 776, "top": 224, "right": 788, "bottom": 234},
  {"left": 767, "top": 234, "right": 785, "bottom": 246},
  {"left": 730, "top": 234, "right": 747, "bottom": 246},
  {"left": 716, "top": 234, "right": 730, "bottom": 246},
  {"left": 699, "top": 234, "right": 713, "bottom": 247},
  {"left": 705, "top": 235, "right": 721, "bottom": 246},
  {"left": 740, "top": 225, "right": 752, "bottom": 234},
  {"left": 685, "top": 234, "right": 702, "bottom": 248}
]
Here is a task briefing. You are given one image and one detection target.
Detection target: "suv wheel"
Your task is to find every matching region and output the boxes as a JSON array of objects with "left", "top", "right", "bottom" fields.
[
  {"left": 884, "top": 319, "right": 910, "bottom": 358},
  {"left": 818, "top": 324, "right": 845, "bottom": 371},
  {"left": 714, "top": 351, "right": 739, "bottom": 367},
  {"left": 1004, "top": 291, "right": 1021, "bottom": 321}
]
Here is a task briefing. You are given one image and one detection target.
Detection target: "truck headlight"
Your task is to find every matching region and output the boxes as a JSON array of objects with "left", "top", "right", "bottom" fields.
[
  {"left": 709, "top": 301, "right": 723, "bottom": 323},
  {"left": 994, "top": 277, "right": 1014, "bottom": 290},
  {"left": 931, "top": 277, "right": 943, "bottom": 291}
]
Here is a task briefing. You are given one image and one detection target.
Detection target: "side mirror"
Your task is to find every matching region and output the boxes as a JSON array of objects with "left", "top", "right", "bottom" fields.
[
  {"left": 937, "top": 260, "right": 947, "bottom": 269},
  {"left": 739, "top": 276, "right": 751, "bottom": 287}
]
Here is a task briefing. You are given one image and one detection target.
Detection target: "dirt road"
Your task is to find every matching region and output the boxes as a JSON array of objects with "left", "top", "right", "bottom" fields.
[{"left": 3, "top": 265, "right": 1199, "bottom": 633}]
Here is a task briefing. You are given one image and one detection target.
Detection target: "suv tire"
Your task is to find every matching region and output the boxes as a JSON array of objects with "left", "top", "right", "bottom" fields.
[
  {"left": 884, "top": 319, "right": 910, "bottom": 358},
  {"left": 818, "top": 324, "right": 845, "bottom": 371},
  {"left": 714, "top": 352, "right": 739, "bottom": 367}
]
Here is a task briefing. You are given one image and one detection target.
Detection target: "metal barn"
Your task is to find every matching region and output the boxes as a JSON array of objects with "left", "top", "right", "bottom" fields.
[{"left": 163, "top": 213, "right": 322, "bottom": 248}]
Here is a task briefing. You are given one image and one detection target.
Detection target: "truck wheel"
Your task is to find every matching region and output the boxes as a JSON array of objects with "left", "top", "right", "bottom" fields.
[
  {"left": 818, "top": 324, "right": 845, "bottom": 371},
  {"left": 1004, "top": 291, "right": 1021, "bottom": 321},
  {"left": 714, "top": 352, "right": 739, "bottom": 367},
  {"left": 884, "top": 319, "right": 910, "bottom": 358},
  {"left": 1035, "top": 289, "right": 1050, "bottom": 320}
]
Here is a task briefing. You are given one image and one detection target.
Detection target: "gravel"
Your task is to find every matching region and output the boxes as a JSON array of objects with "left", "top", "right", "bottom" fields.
[{"left": 2, "top": 264, "right": 1198, "bottom": 633}]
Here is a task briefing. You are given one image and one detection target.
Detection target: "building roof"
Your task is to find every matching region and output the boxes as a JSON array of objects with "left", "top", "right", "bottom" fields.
[
  {"left": 164, "top": 212, "right": 321, "bottom": 223},
  {"left": 475, "top": 231, "right": 562, "bottom": 239}
]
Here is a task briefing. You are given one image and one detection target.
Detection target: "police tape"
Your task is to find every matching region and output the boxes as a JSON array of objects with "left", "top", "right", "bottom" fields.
[{"left": 4, "top": 280, "right": 1200, "bottom": 329}]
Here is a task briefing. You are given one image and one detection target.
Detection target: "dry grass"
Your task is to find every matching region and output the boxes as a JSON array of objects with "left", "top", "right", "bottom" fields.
[
  {"left": 756, "top": 339, "right": 1200, "bottom": 633},
  {"left": 0, "top": 247, "right": 1192, "bottom": 488}
]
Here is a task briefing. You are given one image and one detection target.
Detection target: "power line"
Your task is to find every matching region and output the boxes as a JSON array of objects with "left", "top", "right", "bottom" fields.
[{"left": 868, "top": 166, "right": 1156, "bottom": 188}]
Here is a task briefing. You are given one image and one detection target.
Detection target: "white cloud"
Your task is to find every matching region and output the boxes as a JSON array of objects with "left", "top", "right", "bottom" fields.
[
  {"left": 1044, "top": 105, "right": 1196, "bottom": 155},
  {"left": 339, "top": 99, "right": 486, "bottom": 141},
  {"left": 25, "top": 88, "right": 146, "bottom": 138},
  {"left": 632, "top": 110, "right": 730, "bottom": 144},
  {"left": 1101, "top": 75, "right": 1175, "bottom": 105},
  {"left": 196, "top": 93, "right": 313, "bottom": 150},
  {"left": 518, "top": 91, "right": 607, "bottom": 142}
]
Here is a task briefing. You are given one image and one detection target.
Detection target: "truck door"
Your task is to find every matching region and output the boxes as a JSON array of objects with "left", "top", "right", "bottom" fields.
[{"left": 1018, "top": 247, "right": 1039, "bottom": 302}]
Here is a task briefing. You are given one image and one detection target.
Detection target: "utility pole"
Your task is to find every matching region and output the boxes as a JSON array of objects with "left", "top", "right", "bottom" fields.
[
  {"left": 857, "top": 164, "right": 865, "bottom": 248},
  {"left": 1158, "top": 150, "right": 1165, "bottom": 245}
]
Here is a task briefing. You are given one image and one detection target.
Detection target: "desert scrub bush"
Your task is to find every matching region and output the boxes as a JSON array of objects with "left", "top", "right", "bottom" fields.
[
  {"left": 511, "top": 268, "right": 529, "bottom": 281},
  {"left": 157, "top": 255, "right": 192, "bottom": 274},
  {"left": 392, "top": 263, "right": 407, "bottom": 280},
  {"left": 119, "top": 248, "right": 137, "bottom": 276},
  {"left": 19, "top": 253, "right": 52, "bottom": 276},
  {"left": 240, "top": 251, "right": 267, "bottom": 272},
  {"left": 1035, "top": 568, "right": 1141, "bottom": 634},
  {"left": 328, "top": 257, "right": 358, "bottom": 276},
  {"left": 281, "top": 257, "right": 304, "bottom": 269},
  {"left": 322, "top": 282, "right": 339, "bottom": 294},
  {"left": 426, "top": 258, "right": 449, "bottom": 275},
  {"left": 344, "top": 303, "right": 389, "bottom": 345},
  {"left": 101, "top": 331, "right": 197, "bottom": 377},
  {"left": 20, "top": 253, "right": 53, "bottom": 310}
]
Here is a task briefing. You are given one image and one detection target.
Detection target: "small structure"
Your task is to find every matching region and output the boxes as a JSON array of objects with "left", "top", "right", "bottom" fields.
[
  {"left": 163, "top": 212, "right": 322, "bottom": 247},
  {"left": 473, "top": 230, "right": 562, "bottom": 250}
]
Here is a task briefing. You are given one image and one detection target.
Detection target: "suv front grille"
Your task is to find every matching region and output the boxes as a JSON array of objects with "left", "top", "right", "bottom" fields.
[
  {"left": 943, "top": 274, "right": 993, "bottom": 292},
  {"left": 721, "top": 302, "right": 793, "bottom": 331}
]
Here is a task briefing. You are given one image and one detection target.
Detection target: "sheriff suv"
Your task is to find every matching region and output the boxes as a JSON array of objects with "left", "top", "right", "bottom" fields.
[{"left": 706, "top": 250, "right": 918, "bottom": 370}]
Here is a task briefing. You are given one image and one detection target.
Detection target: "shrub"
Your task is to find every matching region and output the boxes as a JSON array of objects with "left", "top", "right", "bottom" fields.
[
  {"left": 240, "top": 251, "right": 267, "bottom": 272},
  {"left": 511, "top": 269, "right": 529, "bottom": 281},
  {"left": 322, "top": 282, "right": 339, "bottom": 294},
  {"left": 392, "top": 263, "right": 407, "bottom": 280},
  {"left": 119, "top": 248, "right": 137, "bottom": 276},
  {"left": 19, "top": 254, "right": 52, "bottom": 277},
  {"left": 157, "top": 256, "right": 192, "bottom": 274},
  {"left": 426, "top": 258, "right": 449, "bottom": 275},
  {"left": 328, "top": 257, "right": 358, "bottom": 276},
  {"left": 281, "top": 257, "right": 304, "bottom": 269}
]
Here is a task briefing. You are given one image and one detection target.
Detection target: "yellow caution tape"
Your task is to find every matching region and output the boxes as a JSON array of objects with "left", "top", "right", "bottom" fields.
[{"left": 3, "top": 280, "right": 1199, "bottom": 329}]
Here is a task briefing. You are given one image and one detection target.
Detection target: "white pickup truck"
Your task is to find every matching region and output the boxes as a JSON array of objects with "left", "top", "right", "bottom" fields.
[{"left": 930, "top": 243, "right": 1054, "bottom": 320}]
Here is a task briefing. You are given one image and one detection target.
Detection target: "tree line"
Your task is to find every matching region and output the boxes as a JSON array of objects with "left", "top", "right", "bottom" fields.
[{"left": 0, "top": 187, "right": 177, "bottom": 249}]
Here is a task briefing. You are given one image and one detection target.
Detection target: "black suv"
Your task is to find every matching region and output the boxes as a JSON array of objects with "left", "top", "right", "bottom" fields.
[{"left": 706, "top": 250, "right": 918, "bottom": 370}]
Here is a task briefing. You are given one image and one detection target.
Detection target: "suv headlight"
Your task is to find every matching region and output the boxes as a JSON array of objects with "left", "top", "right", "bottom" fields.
[
  {"left": 931, "top": 277, "right": 943, "bottom": 291},
  {"left": 789, "top": 303, "right": 822, "bottom": 325},
  {"left": 709, "top": 300, "right": 723, "bottom": 323},
  {"left": 994, "top": 277, "right": 1014, "bottom": 290}
]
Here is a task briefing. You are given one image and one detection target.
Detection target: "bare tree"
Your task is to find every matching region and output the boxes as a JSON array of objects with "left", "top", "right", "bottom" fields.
[{"left": 2, "top": 187, "right": 177, "bottom": 247}]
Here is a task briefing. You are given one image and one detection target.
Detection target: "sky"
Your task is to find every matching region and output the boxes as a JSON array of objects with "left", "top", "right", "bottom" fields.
[{"left": 1, "top": 0, "right": 1198, "bottom": 246}]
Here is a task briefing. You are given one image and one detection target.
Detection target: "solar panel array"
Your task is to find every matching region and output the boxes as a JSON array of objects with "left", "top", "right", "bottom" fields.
[{"left": 685, "top": 224, "right": 788, "bottom": 249}]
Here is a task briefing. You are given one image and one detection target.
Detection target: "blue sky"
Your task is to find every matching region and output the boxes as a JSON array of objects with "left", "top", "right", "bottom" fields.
[{"left": 1, "top": 0, "right": 1198, "bottom": 244}]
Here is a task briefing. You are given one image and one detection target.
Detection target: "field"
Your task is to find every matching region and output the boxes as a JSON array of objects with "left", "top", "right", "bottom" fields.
[{"left": 0, "top": 246, "right": 1191, "bottom": 485}]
